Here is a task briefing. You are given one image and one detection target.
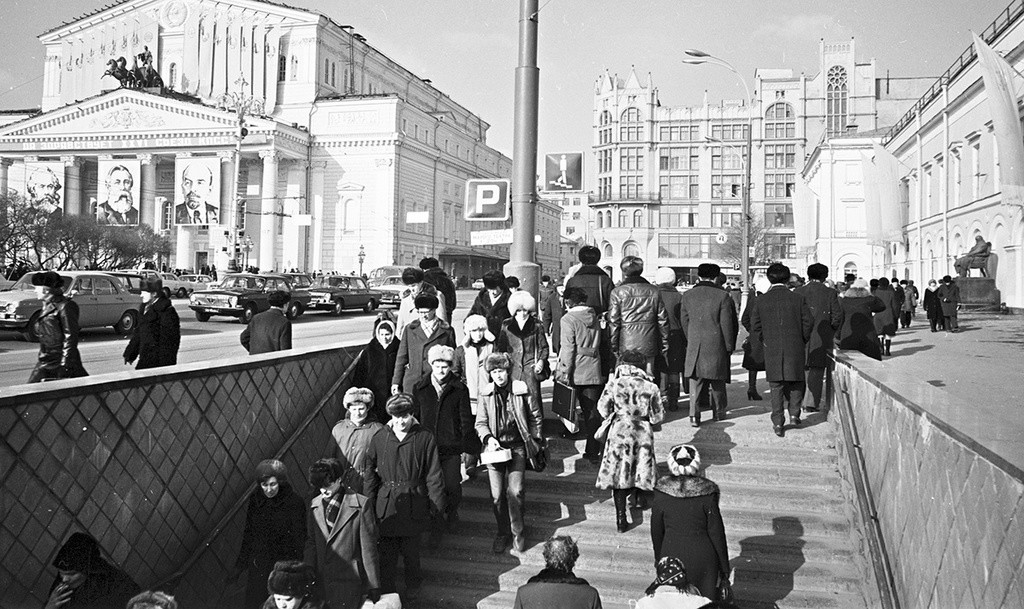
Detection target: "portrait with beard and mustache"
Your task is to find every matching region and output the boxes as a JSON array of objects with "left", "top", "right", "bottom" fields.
[
  {"left": 26, "top": 166, "right": 63, "bottom": 221},
  {"left": 96, "top": 165, "right": 139, "bottom": 225},
  {"left": 174, "top": 162, "right": 220, "bottom": 225}
]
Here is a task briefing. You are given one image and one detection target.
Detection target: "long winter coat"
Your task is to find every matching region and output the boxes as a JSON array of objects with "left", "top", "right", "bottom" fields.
[
  {"left": 651, "top": 475, "right": 730, "bottom": 599},
  {"left": 412, "top": 375, "right": 477, "bottom": 457},
  {"left": 240, "top": 307, "right": 291, "bottom": 355},
  {"left": 565, "top": 264, "right": 615, "bottom": 314},
  {"left": 123, "top": 296, "right": 180, "bottom": 369},
  {"left": 496, "top": 315, "right": 549, "bottom": 414},
  {"left": 740, "top": 293, "right": 764, "bottom": 372},
  {"left": 332, "top": 418, "right": 384, "bottom": 493},
  {"left": 796, "top": 281, "right": 845, "bottom": 369},
  {"left": 937, "top": 282, "right": 961, "bottom": 316},
  {"left": 872, "top": 286, "right": 899, "bottom": 336},
  {"left": 392, "top": 318, "right": 456, "bottom": 394},
  {"left": 608, "top": 276, "right": 670, "bottom": 364},
  {"left": 679, "top": 282, "right": 738, "bottom": 381},
  {"left": 923, "top": 287, "right": 942, "bottom": 321},
  {"left": 45, "top": 559, "right": 139, "bottom": 609},
  {"left": 236, "top": 483, "right": 307, "bottom": 609},
  {"left": 453, "top": 337, "right": 495, "bottom": 413},
  {"left": 353, "top": 335, "right": 400, "bottom": 424},
  {"left": 556, "top": 306, "right": 604, "bottom": 386},
  {"left": 596, "top": 364, "right": 664, "bottom": 491},
  {"left": 363, "top": 422, "right": 447, "bottom": 537},
  {"left": 303, "top": 489, "right": 380, "bottom": 609},
  {"left": 656, "top": 285, "right": 686, "bottom": 374},
  {"left": 838, "top": 288, "right": 886, "bottom": 360},
  {"left": 750, "top": 285, "right": 814, "bottom": 383},
  {"left": 29, "top": 295, "right": 88, "bottom": 382},
  {"left": 469, "top": 288, "right": 512, "bottom": 336}
]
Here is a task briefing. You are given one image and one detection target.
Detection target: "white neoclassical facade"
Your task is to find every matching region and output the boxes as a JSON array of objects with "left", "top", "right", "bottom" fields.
[{"left": 0, "top": 0, "right": 525, "bottom": 279}]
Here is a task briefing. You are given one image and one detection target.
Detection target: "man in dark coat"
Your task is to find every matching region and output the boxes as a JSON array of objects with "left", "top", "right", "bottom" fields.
[
  {"left": 512, "top": 536, "right": 602, "bottom": 609},
  {"left": 751, "top": 263, "right": 814, "bottom": 438},
  {"left": 240, "top": 290, "right": 292, "bottom": 355},
  {"left": 28, "top": 271, "right": 88, "bottom": 383},
  {"left": 565, "top": 246, "right": 614, "bottom": 314},
  {"left": 679, "top": 263, "right": 738, "bottom": 426},
  {"left": 123, "top": 276, "right": 180, "bottom": 370},
  {"left": 420, "top": 257, "right": 456, "bottom": 324},
  {"left": 469, "top": 270, "right": 512, "bottom": 336},
  {"left": 539, "top": 275, "right": 564, "bottom": 354},
  {"left": 392, "top": 293, "right": 457, "bottom": 394},
  {"left": 411, "top": 344, "right": 475, "bottom": 543},
  {"left": 607, "top": 256, "right": 669, "bottom": 374},
  {"left": 653, "top": 267, "right": 686, "bottom": 411},
  {"left": 796, "top": 263, "right": 844, "bottom": 412},
  {"left": 45, "top": 532, "right": 140, "bottom": 609},
  {"left": 364, "top": 394, "right": 446, "bottom": 601},
  {"left": 936, "top": 275, "right": 961, "bottom": 332}
]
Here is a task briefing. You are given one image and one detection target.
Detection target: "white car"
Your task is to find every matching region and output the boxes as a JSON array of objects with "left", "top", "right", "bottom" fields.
[{"left": 178, "top": 274, "right": 214, "bottom": 295}]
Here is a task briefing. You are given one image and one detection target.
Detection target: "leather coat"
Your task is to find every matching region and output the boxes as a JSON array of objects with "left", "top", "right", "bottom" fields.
[
  {"left": 29, "top": 295, "right": 88, "bottom": 382},
  {"left": 608, "top": 276, "right": 670, "bottom": 362}
]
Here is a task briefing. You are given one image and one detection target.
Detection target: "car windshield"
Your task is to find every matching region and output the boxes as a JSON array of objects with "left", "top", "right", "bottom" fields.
[
  {"left": 12, "top": 272, "right": 74, "bottom": 291},
  {"left": 218, "top": 276, "right": 255, "bottom": 290},
  {"left": 314, "top": 276, "right": 352, "bottom": 289},
  {"left": 383, "top": 276, "right": 403, "bottom": 285}
]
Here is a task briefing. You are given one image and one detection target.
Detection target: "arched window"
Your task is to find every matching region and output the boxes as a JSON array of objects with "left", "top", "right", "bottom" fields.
[
  {"left": 765, "top": 102, "right": 795, "bottom": 139},
  {"left": 843, "top": 261, "right": 857, "bottom": 278},
  {"left": 826, "top": 66, "right": 848, "bottom": 137},
  {"left": 618, "top": 210, "right": 628, "bottom": 227},
  {"left": 597, "top": 211, "right": 604, "bottom": 228},
  {"left": 604, "top": 211, "right": 611, "bottom": 227},
  {"left": 600, "top": 110, "right": 613, "bottom": 125},
  {"left": 168, "top": 63, "right": 177, "bottom": 90},
  {"left": 278, "top": 55, "right": 287, "bottom": 81},
  {"left": 623, "top": 241, "right": 641, "bottom": 258},
  {"left": 620, "top": 107, "right": 643, "bottom": 141},
  {"left": 633, "top": 210, "right": 643, "bottom": 228},
  {"left": 342, "top": 199, "right": 358, "bottom": 230},
  {"left": 621, "top": 108, "right": 641, "bottom": 122},
  {"left": 603, "top": 243, "right": 614, "bottom": 259}
]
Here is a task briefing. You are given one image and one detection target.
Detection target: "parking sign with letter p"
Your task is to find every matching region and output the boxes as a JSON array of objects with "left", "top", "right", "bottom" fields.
[{"left": 465, "top": 179, "right": 510, "bottom": 221}]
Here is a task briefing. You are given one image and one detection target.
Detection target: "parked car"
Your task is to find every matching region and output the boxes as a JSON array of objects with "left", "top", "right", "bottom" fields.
[
  {"left": 472, "top": 278, "right": 485, "bottom": 290},
  {"left": 280, "top": 272, "right": 314, "bottom": 290},
  {"left": 188, "top": 273, "right": 311, "bottom": 323},
  {"left": 368, "top": 266, "right": 406, "bottom": 287},
  {"left": 308, "top": 275, "right": 382, "bottom": 315},
  {"left": 375, "top": 275, "right": 408, "bottom": 308},
  {"left": 106, "top": 271, "right": 146, "bottom": 295},
  {"left": 0, "top": 271, "right": 140, "bottom": 341},
  {"left": 178, "top": 274, "right": 214, "bottom": 294},
  {"left": 114, "top": 268, "right": 194, "bottom": 298}
]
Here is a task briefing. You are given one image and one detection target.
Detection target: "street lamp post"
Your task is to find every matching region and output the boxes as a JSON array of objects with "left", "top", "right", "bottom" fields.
[
  {"left": 219, "top": 75, "right": 264, "bottom": 272},
  {"left": 242, "top": 235, "right": 254, "bottom": 270},
  {"left": 683, "top": 50, "right": 754, "bottom": 306},
  {"left": 358, "top": 244, "right": 366, "bottom": 277}
]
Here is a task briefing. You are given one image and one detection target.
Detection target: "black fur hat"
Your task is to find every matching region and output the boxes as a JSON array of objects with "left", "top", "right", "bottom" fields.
[
  {"left": 266, "top": 560, "right": 317, "bottom": 597},
  {"left": 31, "top": 271, "right": 64, "bottom": 290}
]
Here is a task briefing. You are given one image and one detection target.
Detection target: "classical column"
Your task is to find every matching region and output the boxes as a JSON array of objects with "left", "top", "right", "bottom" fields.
[
  {"left": 60, "top": 156, "right": 82, "bottom": 216},
  {"left": 309, "top": 161, "right": 327, "bottom": 273},
  {"left": 0, "top": 158, "right": 11, "bottom": 197},
  {"left": 138, "top": 154, "right": 156, "bottom": 228},
  {"left": 217, "top": 151, "right": 235, "bottom": 272},
  {"left": 282, "top": 160, "right": 308, "bottom": 271},
  {"left": 259, "top": 150, "right": 279, "bottom": 272}
]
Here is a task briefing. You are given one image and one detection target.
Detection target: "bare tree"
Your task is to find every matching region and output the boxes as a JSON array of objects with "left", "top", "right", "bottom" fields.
[{"left": 709, "top": 216, "right": 773, "bottom": 270}]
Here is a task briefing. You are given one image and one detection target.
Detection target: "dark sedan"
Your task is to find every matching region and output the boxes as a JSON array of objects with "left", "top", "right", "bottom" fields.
[
  {"left": 188, "top": 273, "right": 312, "bottom": 323},
  {"left": 308, "top": 275, "right": 382, "bottom": 315}
]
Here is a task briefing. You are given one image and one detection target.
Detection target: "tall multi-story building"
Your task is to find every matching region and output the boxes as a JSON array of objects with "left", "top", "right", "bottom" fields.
[
  {"left": 0, "top": 0, "right": 512, "bottom": 279},
  {"left": 591, "top": 40, "right": 898, "bottom": 283}
]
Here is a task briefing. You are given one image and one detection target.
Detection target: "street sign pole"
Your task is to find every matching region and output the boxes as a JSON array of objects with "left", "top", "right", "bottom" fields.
[{"left": 505, "top": 0, "right": 541, "bottom": 298}]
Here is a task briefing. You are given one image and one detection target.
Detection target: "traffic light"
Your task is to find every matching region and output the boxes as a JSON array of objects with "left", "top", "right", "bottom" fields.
[{"left": 236, "top": 198, "right": 246, "bottom": 230}]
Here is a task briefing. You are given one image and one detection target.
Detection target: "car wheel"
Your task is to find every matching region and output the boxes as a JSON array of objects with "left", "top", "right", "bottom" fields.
[
  {"left": 20, "top": 312, "right": 40, "bottom": 342},
  {"left": 286, "top": 301, "right": 301, "bottom": 320},
  {"left": 364, "top": 299, "right": 378, "bottom": 313},
  {"left": 176, "top": 287, "right": 188, "bottom": 298},
  {"left": 162, "top": 287, "right": 172, "bottom": 300},
  {"left": 114, "top": 310, "right": 138, "bottom": 335},
  {"left": 332, "top": 300, "right": 345, "bottom": 316},
  {"left": 240, "top": 304, "right": 257, "bottom": 324},
  {"left": 195, "top": 311, "right": 211, "bottom": 322}
]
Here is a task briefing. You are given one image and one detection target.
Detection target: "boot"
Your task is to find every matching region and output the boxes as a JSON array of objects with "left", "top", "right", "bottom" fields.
[
  {"left": 613, "top": 489, "right": 629, "bottom": 533},
  {"left": 747, "top": 372, "right": 762, "bottom": 400},
  {"left": 884, "top": 339, "right": 892, "bottom": 356}
]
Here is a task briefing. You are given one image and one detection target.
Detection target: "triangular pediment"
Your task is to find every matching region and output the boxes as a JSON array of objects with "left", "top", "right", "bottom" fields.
[{"left": 0, "top": 89, "right": 262, "bottom": 139}]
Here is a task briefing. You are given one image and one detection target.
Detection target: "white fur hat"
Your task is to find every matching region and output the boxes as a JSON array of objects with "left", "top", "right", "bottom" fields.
[
  {"left": 507, "top": 290, "right": 536, "bottom": 313},
  {"left": 427, "top": 344, "right": 455, "bottom": 363},
  {"left": 655, "top": 267, "right": 677, "bottom": 286}
]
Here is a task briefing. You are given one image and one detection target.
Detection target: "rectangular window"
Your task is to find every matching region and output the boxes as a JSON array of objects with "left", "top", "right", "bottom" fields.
[
  {"left": 711, "top": 205, "right": 742, "bottom": 227},
  {"left": 924, "top": 167, "right": 933, "bottom": 215},
  {"left": 710, "top": 123, "right": 749, "bottom": 141},
  {"left": 658, "top": 234, "right": 705, "bottom": 258},
  {"left": 659, "top": 175, "right": 699, "bottom": 200},
  {"left": 572, "top": 212, "right": 581, "bottom": 220},
  {"left": 598, "top": 149, "right": 612, "bottom": 173},
  {"left": 971, "top": 141, "right": 981, "bottom": 199},
  {"left": 660, "top": 207, "right": 697, "bottom": 228},
  {"left": 598, "top": 177, "right": 612, "bottom": 200},
  {"left": 764, "top": 203, "right": 794, "bottom": 227},
  {"left": 765, "top": 173, "right": 796, "bottom": 199},
  {"left": 766, "top": 235, "right": 796, "bottom": 260},
  {"left": 619, "top": 147, "right": 644, "bottom": 172},
  {"left": 619, "top": 175, "right": 643, "bottom": 199},
  {"left": 712, "top": 175, "right": 743, "bottom": 199},
  {"left": 659, "top": 125, "right": 700, "bottom": 141},
  {"left": 599, "top": 127, "right": 612, "bottom": 145},
  {"left": 659, "top": 148, "right": 699, "bottom": 171},
  {"left": 620, "top": 125, "right": 643, "bottom": 141},
  {"left": 951, "top": 150, "right": 962, "bottom": 208},
  {"left": 764, "top": 144, "right": 796, "bottom": 170},
  {"left": 712, "top": 149, "right": 746, "bottom": 171}
]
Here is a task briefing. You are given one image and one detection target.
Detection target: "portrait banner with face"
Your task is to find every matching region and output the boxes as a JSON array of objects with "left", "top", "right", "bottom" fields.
[
  {"left": 173, "top": 157, "right": 222, "bottom": 226},
  {"left": 96, "top": 159, "right": 141, "bottom": 225},
  {"left": 25, "top": 162, "right": 65, "bottom": 219}
]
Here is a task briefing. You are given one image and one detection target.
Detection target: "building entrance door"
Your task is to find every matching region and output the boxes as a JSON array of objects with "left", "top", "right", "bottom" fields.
[{"left": 195, "top": 251, "right": 209, "bottom": 273}]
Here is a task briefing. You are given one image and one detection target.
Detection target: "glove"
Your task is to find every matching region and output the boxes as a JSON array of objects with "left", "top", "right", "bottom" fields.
[{"left": 367, "top": 588, "right": 382, "bottom": 603}]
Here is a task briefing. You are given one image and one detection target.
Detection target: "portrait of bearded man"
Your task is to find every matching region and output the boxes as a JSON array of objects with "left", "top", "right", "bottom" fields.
[{"left": 96, "top": 164, "right": 139, "bottom": 225}]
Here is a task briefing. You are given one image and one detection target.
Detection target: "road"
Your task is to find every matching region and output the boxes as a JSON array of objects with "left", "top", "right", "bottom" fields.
[{"left": 0, "top": 289, "right": 482, "bottom": 390}]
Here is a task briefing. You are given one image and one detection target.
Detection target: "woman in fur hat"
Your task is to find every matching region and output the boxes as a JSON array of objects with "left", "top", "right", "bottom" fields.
[
  {"left": 28, "top": 271, "right": 88, "bottom": 383},
  {"left": 649, "top": 445, "right": 729, "bottom": 600},
  {"left": 595, "top": 349, "right": 664, "bottom": 533},
  {"left": 496, "top": 290, "right": 550, "bottom": 418},
  {"left": 44, "top": 532, "right": 140, "bottom": 609},
  {"left": 453, "top": 314, "right": 496, "bottom": 477},
  {"left": 351, "top": 318, "right": 400, "bottom": 423},
  {"left": 262, "top": 560, "right": 325, "bottom": 609},
  {"left": 233, "top": 460, "right": 307, "bottom": 609},
  {"left": 837, "top": 277, "right": 887, "bottom": 361}
]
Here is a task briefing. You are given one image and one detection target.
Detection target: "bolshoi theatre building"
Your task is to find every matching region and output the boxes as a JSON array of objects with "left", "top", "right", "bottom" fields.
[{"left": 0, "top": 0, "right": 551, "bottom": 279}]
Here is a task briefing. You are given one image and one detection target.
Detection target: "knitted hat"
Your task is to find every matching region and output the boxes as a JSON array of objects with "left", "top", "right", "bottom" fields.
[
  {"left": 668, "top": 444, "right": 701, "bottom": 476},
  {"left": 427, "top": 344, "right": 455, "bottom": 363},
  {"left": 32, "top": 271, "right": 64, "bottom": 290},
  {"left": 507, "top": 290, "right": 536, "bottom": 313},
  {"left": 654, "top": 267, "right": 676, "bottom": 286},
  {"left": 413, "top": 292, "right": 439, "bottom": 310},
  {"left": 484, "top": 352, "right": 512, "bottom": 373},
  {"left": 255, "top": 459, "right": 287, "bottom": 483},
  {"left": 266, "top": 560, "right": 317, "bottom": 597},
  {"left": 53, "top": 533, "right": 101, "bottom": 572},
  {"left": 343, "top": 387, "right": 375, "bottom": 408},
  {"left": 651, "top": 556, "right": 689, "bottom": 589},
  {"left": 385, "top": 393, "right": 415, "bottom": 417}
]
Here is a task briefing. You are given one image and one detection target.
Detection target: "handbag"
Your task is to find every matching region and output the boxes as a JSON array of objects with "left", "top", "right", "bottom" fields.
[
  {"left": 534, "top": 338, "right": 551, "bottom": 382},
  {"left": 594, "top": 413, "right": 616, "bottom": 444}
]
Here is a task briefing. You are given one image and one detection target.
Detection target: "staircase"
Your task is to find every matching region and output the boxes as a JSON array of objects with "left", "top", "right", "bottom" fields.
[{"left": 414, "top": 359, "right": 872, "bottom": 608}]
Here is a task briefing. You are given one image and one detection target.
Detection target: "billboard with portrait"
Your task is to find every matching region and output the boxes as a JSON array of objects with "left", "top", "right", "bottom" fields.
[
  {"left": 24, "top": 162, "right": 65, "bottom": 221},
  {"left": 173, "top": 157, "right": 222, "bottom": 226},
  {"left": 96, "top": 159, "right": 141, "bottom": 225},
  {"left": 544, "top": 152, "right": 583, "bottom": 191}
]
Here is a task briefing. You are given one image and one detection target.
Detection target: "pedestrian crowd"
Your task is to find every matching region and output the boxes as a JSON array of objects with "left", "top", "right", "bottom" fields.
[{"left": 38, "top": 246, "right": 955, "bottom": 608}]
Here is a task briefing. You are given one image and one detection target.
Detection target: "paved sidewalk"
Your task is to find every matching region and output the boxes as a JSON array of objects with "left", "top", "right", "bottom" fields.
[{"left": 837, "top": 311, "right": 1024, "bottom": 475}]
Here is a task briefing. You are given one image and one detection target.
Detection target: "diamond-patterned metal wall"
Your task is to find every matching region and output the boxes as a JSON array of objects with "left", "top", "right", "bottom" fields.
[{"left": 0, "top": 346, "right": 357, "bottom": 609}]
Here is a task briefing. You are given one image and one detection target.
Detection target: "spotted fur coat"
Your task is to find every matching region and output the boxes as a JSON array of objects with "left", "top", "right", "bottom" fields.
[{"left": 595, "top": 364, "right": 665, "bottom": 491}]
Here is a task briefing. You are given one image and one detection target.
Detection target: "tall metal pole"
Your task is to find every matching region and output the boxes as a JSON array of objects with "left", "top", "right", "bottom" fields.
[{"left": 504, "top": 0, "right": 541, "bottom": 298}]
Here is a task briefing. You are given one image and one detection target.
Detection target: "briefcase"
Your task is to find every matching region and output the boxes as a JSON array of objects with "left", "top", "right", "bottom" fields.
[{"left": 552, "top": 380, "right": 579, "bottom": 433}]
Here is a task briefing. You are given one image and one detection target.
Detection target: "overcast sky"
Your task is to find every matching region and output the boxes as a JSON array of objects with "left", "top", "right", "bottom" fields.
[{"left": 0, "top": 0, "right": 1011, "bottom": 160}]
